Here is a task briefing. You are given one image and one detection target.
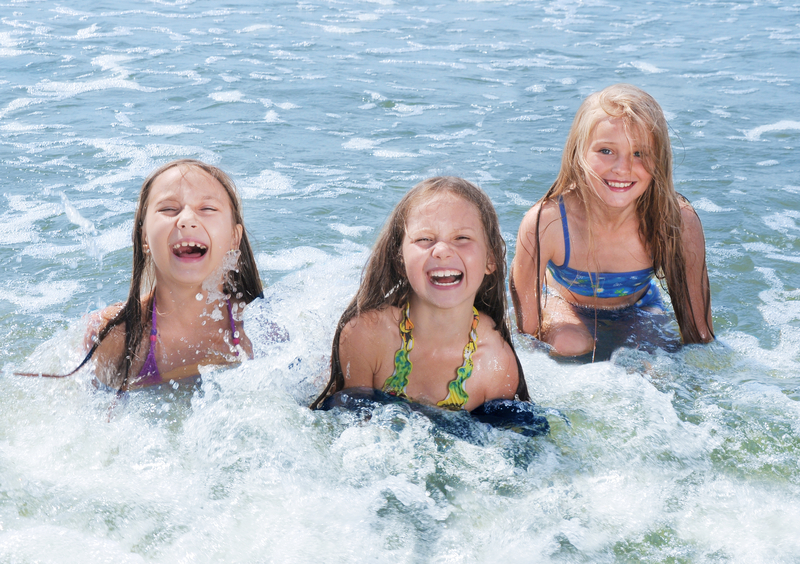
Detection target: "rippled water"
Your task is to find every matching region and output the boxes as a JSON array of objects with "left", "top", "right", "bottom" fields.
[{"left": 1, "top": 1, "right": 799, "bottom": 562}]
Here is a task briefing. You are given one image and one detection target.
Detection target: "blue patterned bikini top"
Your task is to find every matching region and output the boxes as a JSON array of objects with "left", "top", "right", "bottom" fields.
[{"left": 546, "top": 197, "right": 655, "bottom": 298}]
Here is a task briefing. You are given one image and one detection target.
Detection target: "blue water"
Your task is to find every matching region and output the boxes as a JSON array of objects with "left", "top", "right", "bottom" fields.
[{"left": 2, "top": 1, "right": 800, "bottom": 562}]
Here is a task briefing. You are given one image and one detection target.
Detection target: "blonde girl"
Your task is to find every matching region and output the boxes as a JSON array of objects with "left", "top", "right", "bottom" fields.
[
  {"left": 511, "top": 84, "right": 713, "bottom": 357},
  {"left": 312, "top": 177, "right": 529, "bottom": 411}
]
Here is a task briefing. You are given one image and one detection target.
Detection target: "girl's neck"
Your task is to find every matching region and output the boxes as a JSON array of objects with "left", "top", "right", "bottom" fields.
[
  {"left": 407, "top": 295, "right": 476, "bottom": 347},
  {"left": 152, "top": 283, "right": 227, "bottom": 323},
  {"left": 576, "top": 190, "right": 639, "bottom": 232}
]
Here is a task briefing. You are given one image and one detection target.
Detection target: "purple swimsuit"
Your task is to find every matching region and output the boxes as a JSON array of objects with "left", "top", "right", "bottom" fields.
[{"left": 136, "top": 295, "right": 239, "bottom": 386}]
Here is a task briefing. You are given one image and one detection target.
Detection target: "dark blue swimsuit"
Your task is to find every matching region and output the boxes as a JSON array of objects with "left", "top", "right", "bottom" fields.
[{"left": 546, "top": 197, "right": 663, "bottom": 308}]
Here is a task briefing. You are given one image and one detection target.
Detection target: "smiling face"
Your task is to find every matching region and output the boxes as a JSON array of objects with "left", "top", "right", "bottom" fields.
[
  {"left": 143, "top": 165, "right": 243, "bottom": 291},
  {"left": 401, "top": 192, "right": 494, "bottom": 312},
  {"left": 584, "top": 117, "right": 654, "bottom": 210}
]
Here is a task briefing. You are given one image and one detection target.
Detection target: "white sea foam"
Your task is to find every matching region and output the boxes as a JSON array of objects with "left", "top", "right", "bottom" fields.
[
  {"left": 28, "top": 78, "right": 157, "bottom": 99},
  {"left": 373, "top": 149, "right": 419, "bottom": 158},
  {"left": 145, "top": 125, "right": 202, "bottom": 135},
  {"left": 342, "top": 137, "right": 381, "bottom": 150},
  {"left": 239, "top": 170, "right": 296, "bottom": 199},
  {"left": 0, "top": 280, "right": 82, "bottom": 313},
  {"left": 627, "top": 61, "right": 666, "bottom": 74},
  {"left": 743, "top": 120, "right": 800, "bottom": 141},
  {"left": 329, "top": 223, "right": 373, "bottom": 237},
  {"left": 209, "top": 91, "right": 248, "bottom": 103},
  {"left": 691, "top": 197, "right": 735, "bottom": 213}
]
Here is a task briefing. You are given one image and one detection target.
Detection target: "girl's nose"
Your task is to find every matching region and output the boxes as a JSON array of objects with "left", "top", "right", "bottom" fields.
[
  {"left": 612, "top": 153, "right": 632, "bottom": 174},
  {"left": 177, "top": 206, "right": 198, "bottom": 229},
  {"left": 431, "top": 240, "right": 453, "bottom": 258}
]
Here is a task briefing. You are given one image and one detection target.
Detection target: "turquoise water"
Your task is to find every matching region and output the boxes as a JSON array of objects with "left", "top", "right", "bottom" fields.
[{"left": 2, "top": 0, "right": 800, "bottom": 562}]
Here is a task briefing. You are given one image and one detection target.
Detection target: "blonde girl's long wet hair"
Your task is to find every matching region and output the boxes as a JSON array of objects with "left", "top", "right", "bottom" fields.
[
  {"left": 22, "top": 160, "right": 264, "bottom": 390},
  {"left": 311, "top": 176, "right": 530, "bottom": 409},
  {"left": 524, "top": 83, "right": 712, "bottom": 344}
]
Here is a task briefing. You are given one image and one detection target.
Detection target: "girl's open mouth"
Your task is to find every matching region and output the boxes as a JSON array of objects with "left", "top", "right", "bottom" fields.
[
  {"left": 429, "top": 269, "right": 463, "bottom": 286},
  {"left": 604, "top": 180, "right": 635, "bottom": 190},
  {"left": 172, "top": 241, "right": 208, "bottom": 259}
]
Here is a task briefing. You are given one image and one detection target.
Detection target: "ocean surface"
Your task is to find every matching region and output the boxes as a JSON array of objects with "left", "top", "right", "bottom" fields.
[{"left": 1, "top": 0, "right": 799, "bottom": 562}]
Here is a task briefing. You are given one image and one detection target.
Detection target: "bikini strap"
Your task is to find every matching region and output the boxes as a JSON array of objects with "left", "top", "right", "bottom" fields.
[
  {"left": 437, "top": 307, "right": 479, "bottom": 410},
  {"left": 381, "top": 302, "right": 414, "bottom": 398},
  {"left": 556, "top": 195, "right": 571, "bottom": 268},
  {"left": 150, "top": 295, "right": 158, "bottom": 340}
]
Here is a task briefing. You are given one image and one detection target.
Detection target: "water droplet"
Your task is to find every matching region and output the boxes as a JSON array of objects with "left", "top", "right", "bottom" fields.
[{"left": 196, "top": 293, "right": 203, "bottom": 301}]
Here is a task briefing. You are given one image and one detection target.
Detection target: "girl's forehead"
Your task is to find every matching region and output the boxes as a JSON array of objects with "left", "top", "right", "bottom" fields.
[
  {"left": 410, "top": 191, "right": 479, "bottom": 216},
  {"left": 149, "top": 166, "right": 228, "bottom": 200},
  {"left": 406, "top": 191, "right": 484, "bottom": 230},
  {"left": 590, "top": 117, "right": 652, "bottom": 147}
]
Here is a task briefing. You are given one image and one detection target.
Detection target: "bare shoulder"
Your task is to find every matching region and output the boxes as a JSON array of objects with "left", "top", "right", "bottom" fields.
[
  {"left": 338, "top": 306, "right": 401, "bottom": 387},
  {"left": 474, "top": 313, "right": 519, "bottom": 401},
  {"left": 84, "top": 302, "right": 125, "bottom": 350},
  {"left": 519, "top": 198, "right": 561, "bottom": 236},
  {"left": 515, "top": 198, "right": 562, "bottom": 264},
  {"left": 340, "top": 306, "right": 399, "bottom": 347},
  {"left": 678, "top": 199, "right": 706, "bottom": 246},
  {"left": 91, "top": 314, "right": 127, "bottom": 387}
]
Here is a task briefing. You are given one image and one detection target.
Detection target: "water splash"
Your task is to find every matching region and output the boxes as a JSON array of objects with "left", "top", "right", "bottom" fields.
[{"left": 200, "top": 249, "right": 241, "bottom": 306}]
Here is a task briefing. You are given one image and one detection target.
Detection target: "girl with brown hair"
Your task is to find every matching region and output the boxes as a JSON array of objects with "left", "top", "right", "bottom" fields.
[
  {"left": 312, "top": 176, "right": 529, "bottom": 411},
  {"left": 20, "top": 159, "right": 267, "bottom": 391}
]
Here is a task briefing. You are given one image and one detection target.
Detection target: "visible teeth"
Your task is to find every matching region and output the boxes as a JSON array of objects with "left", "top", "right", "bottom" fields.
[
  {"left": 173, "top": 242, "right": 207, "bottom": 250},
  {"left": 431, "top": 270, "right": 461, "bottom": 278},
  {"left": 607, "top": 180, "right": 633, "bottom": 188}
]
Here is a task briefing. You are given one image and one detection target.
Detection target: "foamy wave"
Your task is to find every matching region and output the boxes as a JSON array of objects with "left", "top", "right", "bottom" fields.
[
  {"left": 209, "top": 91, "right": 249, "bottom": 103},
  {"left": 743, "top": 120, "right": 800, "bottom": 141},
  {"left": 373, "top": 149, "right": 418, "bottom": 158},
  {"left": 145, "top": 125, "right": 202, "bottom": 135},
  {"left": 239, "top": 170, "right": 296, "bottom": 199},
  {"left": 417, "top": 129, "right": 477, "bottom": 141},
  {"left": 691, "top": 198, "right": 735, "bottom": 213},
  {"left": 239, "top": 24, "right": 279, "bottom": 33},
  {"left": 28, "top": 78, "right": 157, "bottom": 99},
  {"left": 257, "top": 246, "right": 334, "bottom": 271},
  {"left": 329, "top": 223, "right": 373, "bottom": 237},
  {"left": 0, "top": 280, "right": 83, "bottom": 313},
  {"left": 342, "top": 138, "right": 382, "bottom": 150},
  {"left": 627, "top": 61, "right": 666, "bottom": 74}
]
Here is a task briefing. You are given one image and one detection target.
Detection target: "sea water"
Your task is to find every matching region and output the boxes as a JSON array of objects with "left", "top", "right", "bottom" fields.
[{"left": 1, "top": 0, "right": 799, "bottom": 562}]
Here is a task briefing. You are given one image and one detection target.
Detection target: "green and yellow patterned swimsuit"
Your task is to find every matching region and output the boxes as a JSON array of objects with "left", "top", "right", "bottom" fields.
[{"left": 381, "top": 302, "right": 479, "bottom": 410}]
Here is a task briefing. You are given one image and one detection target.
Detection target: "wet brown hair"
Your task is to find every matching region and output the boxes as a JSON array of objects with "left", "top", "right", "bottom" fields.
[
  {"left": 311, "top": 176, "right": 530, "bottom": 409},
  {"left": 65, "top": 160, "right": 262, "bottom": 390}
]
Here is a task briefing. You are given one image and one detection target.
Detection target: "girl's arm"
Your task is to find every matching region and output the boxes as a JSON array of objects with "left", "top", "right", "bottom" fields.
[
  {"left": 511, "top": 202, "right": 558, "bottom": 336},
  {"left": 337, "top": 313, "right": 386, "bottom": 389},
  {"left": 680, "top": 204, "right": 714, "bottom": 342},
  {"left": 83, "top": 304, "right": 126, "bottom": 387},
  {"left": 479, "top": 339, "right": 520, "bottom": 405}
]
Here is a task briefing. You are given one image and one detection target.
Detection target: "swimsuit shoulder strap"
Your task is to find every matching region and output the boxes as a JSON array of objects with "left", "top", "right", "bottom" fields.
[
  {"left": 437, "top": 307, "right": 479, "bottom": 410},
  {"left": 381, "top": 302, "right": 414, "bottom": 398},
  {"left": 556, "top": 195, "right": 571, "bottom": 268}
]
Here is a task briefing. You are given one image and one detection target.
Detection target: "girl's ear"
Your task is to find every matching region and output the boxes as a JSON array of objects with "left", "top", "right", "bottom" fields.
[
  {"left": 485, "top": 256, "right": 496, "bottom": 275},
  {"left": 233, "top": 224, "right": 243, "bottom": 249}
]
